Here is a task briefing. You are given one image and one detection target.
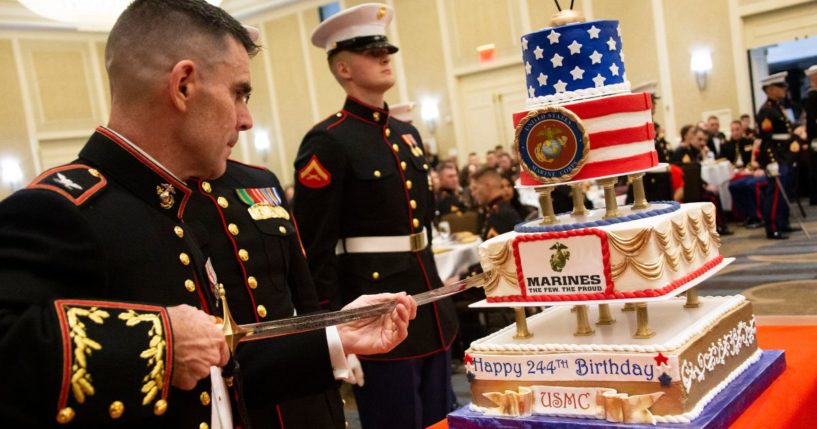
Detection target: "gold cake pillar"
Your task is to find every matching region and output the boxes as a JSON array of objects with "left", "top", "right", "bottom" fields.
[
  {"left": 573, "top": 305, "right": 594, "bottom": 336},
  {"left": 628, "top": 173, "right": 650, "bottom": 210},
  {"left": 685, "top": 288, "right": 700, "bottom": 308},
  {"left": 633, "top": 303, "right": 655, "bottom": 339},
  {"left": 536, "top": 187, "right": 558, "bottom": 225},
  {"left": 597, "top": 178, "right": 621, "bottom": 219},
  {"left": 621, "top": 303, "right": 636, "bottom": 312},
  {"left": 571, "top": 184, "right": 587, "bottom": 217},
  {"left": 596, "top": 304, "right": 615, "bottom": 325},
  {"left": 513, "top": 308, "right": 532, "bottom": 339}
]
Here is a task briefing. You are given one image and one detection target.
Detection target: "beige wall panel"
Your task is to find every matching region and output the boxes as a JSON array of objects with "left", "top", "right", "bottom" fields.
[
  {"left": 301, "top": 9, "right": 347, "bottom": 118},
  {"left": 743, "top": 2, "right": 817, "bottom": 49},
  {"left": 0, "top": 39, "right": 35, "bottom": 185},
  {"left": 591, "top": 0, "right": 665, "bottom": 129},
  {"left": 243, "top": 54, "right": 282, "bottom": 172},
  {"left": 392, "top": 0, "right": 456, "bottom": 158},
  {"left": 95, "top": 41, "right": 110, "bottom": 113},
  {"left": 447, "top": 0, "right": 518, "bottom": 68},
  {"left": 264, "top": 16, "right": 314, "bottom": 175},
  {"left": 38, "top": 137, "right": 86, "bottom": 170},
  {"left": 21, "top": 40, "right": 99, "bottom": 133},
  {"left": 664, "top": 0, "right": 739, "bottom": 133},
  {"left": 527, "top": 0, "right": 589, "bottom": 32}
]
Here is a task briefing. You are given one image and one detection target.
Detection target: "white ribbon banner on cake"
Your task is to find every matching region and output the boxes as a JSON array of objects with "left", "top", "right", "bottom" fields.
[
  {"left": 514, "top": 232, "right": 610, "bottom": 297},
  {"left": 467, "top": 352, "right": 678, "bottom": 383},
  {"left": 482, "top": 385, "right": 664, "bottom": 424}
]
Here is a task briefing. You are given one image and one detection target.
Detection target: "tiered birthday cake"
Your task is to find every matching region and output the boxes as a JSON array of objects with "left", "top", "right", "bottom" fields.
[{"left": 455, "top": 9, "right": 777, "bottom": 427}]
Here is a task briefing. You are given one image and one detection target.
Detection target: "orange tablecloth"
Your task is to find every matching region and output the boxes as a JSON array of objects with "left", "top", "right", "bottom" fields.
[{"left": 429, "top": 325, "right": 817, "bottom": 429}]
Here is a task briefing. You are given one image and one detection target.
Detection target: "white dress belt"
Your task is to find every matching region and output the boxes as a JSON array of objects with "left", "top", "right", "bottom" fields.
[{"left": 336, "top": 229, "right": 427, "bottom": 254}]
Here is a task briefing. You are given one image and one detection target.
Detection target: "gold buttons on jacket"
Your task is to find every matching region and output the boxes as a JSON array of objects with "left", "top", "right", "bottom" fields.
[
  {"left": 278, "top": 226, "right": 287, "bottom": 234},
  {"left": 423, "top": 163, "right": 429, "bottom": 171},
  {"left": 109, "top": 401, "right": 124, "bottom": 419},
  {"left": 88, "top": 168, "right": 100, "bottom": 177},
  {"left": 174, "top": 226, "right": 184, "bottom": 238},
  {"left": 412, "top": 218, "right": 420, "bottom": 228},
  {"left": 401, "top": 161, "right": 407, "bottom": 171},
  {"left": 410, "top": 200, "right": 417, "bottom": 209},
  {"left": 217, "top": 197, "right": 229, "bottom": 208},
  {"left": 238, "top": 249, "right": 249, "bottom": 261},
  {"left": 56, "top": 407, "right": 75, "bottom": 424},
  {"left": 385, "top": 128, "right": 391, "bottom": 137},
  {"left": 200, "top": 423, "right": 209, "bottom": 429},
  {"left": 372, "top": 272, "right": 380, "bottom": 280},
  {"left": 179, "top": 253, "right": 190, "bottom": 265},
  {"left": 184, "top": 279, "right": 196, "bottom": 293},
  {"left": 257, "top": 305, "right": 268, "bottom": 318},
  {"left": 228, "top": 223, "right": 239, "bottom": 236},
  {"left": 373, "top": 170, "right": 381, "bottom": 178},
  {"left": 200, "top": 391, "right": 211, "bottom": 406},
  {"left": 248, "top": 276, "right": 258, "bottom": 289},
  {"left": 336, "top": 112, "right": 342, "bottom": 117},
  {"left": 201, "top": 182, "right": 212, "bottom": 193},
  {"left": 405, "top": 180, "right": 413, "bottom": 190},
  {"left": 153, "top": 399, "right": 168, "bottom": 416},
  {"left": 392, "top": 144, "right": 399, "bottom": 152},
  {"left": 373, "top": 112, "right": 380, "bottom": 121}
]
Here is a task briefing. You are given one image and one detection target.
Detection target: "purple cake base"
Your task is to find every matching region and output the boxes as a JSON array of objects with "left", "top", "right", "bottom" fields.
[{"left": 449, "top": 349, "right": 785, "bottom": 429}]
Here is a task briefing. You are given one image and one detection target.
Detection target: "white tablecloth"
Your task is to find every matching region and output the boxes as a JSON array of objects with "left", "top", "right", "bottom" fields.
[
  {"left": 701, "top": 161, "right": 734, "bottom": 211},
  {"left": 432, "top": 238, "right": 482, "bottom": 281}
]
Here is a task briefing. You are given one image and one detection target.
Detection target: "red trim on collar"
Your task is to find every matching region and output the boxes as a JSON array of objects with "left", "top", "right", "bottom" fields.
[
  {"left": 342, "top": 109, "right": 383, "bottom": 127},
  {"left": 347, "top": 95, "right": 388, "bottom": 114},
  {"left": 95, "top": 127, "right": 192, "bottom": 219}
]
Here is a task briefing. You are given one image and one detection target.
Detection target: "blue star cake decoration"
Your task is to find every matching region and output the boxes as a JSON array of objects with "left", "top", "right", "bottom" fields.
[{"left": 520, "top": 20, "right": 627, "bottom": 102}]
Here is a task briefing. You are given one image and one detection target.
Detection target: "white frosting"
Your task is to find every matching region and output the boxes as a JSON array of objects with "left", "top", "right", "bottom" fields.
[
  {"left": 680, "top": 317, "right": 756, "bottom": 393},
  {"left": 653, "top": 349, "right": 763, "bottom": 424},
  {"left": 581, "top": 109, "right": 653, "bottom": 134},
  {"left": 467, "top": 352, "right": 679, "bottom": 382},
  {"left": 479, "top": 202, "right": 720, "bottom": 299},
  {"left": 468, "top": 295, "right": 747, "bottom": 353},
  {"left": 526, "top": 81, "right": 631, "bottom": 108},
  {"left": 587, "top": 140, "right": 655, "bottom": 164},
  {"left": 468, "top": 349, "right": 764, "bottom": 424}
]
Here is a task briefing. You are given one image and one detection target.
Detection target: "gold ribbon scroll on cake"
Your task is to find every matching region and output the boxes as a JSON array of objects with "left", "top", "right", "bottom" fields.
[{"left": 482, "top": 386, "right": 664, "bottom": 424}]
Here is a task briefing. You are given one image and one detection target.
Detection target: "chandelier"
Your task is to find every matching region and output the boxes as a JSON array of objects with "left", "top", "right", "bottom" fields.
[{"left": 18, "top": 0, "right": 223, "bottom": 32}]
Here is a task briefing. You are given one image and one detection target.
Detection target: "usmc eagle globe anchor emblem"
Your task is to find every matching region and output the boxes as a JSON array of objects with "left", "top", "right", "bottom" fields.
[{"left": 514, "top": 106, "right": 589, "bottom": 184}]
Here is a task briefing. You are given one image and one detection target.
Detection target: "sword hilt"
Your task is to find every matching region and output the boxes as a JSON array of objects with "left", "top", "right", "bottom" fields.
[{"left": 218, "top": 284, "right": 248, "bottom": 353}]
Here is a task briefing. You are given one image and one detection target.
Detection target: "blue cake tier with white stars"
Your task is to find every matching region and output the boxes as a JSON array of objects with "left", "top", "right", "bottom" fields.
[{"left": 521, "top": 20, "right": 628, "bottom": 107}]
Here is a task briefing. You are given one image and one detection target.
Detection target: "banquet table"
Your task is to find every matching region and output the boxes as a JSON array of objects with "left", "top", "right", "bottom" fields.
[
  {"left": 432, "top": 237, "right": 482, "bottom": 281},
  {"left": 701, "top": 160, "right": 734, "bottom": 211},
  {"left": 429, "top": 324, "right": 817, "bottom": 429}
]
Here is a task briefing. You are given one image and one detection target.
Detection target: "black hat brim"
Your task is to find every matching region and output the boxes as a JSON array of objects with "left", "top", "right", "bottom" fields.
[{"left": 329, "top": 35, "right": 399, "bottom": 56}]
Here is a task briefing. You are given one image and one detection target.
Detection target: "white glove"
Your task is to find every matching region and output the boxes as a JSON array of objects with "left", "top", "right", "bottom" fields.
[
  {"left": 346, "top": 354, "right": 365, "bottom": 387},
  {"left": 766, "top": 162, "right": 780, "bottom": 178}
]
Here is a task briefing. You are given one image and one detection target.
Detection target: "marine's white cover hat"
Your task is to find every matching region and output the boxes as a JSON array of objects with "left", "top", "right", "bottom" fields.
[
  {"left": 311, "top": 3, "right": 398, "bottom": 56},
  {"left": 761, "top": 71, "right": 788, "bottom": 87},
  {"left": 805, "top": 65, "right": 817, "bottom": 77},
  {"left": 390, "top": 102, "right": 415, "bottom": 122}
]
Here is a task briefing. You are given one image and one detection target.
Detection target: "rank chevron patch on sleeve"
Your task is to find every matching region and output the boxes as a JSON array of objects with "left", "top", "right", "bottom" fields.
[{"left": 298, "top": 154, "right": 332, "bottom": 189}]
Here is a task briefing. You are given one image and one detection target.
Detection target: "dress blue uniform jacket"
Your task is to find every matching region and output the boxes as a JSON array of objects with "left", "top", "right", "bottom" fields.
[
  {"left": 293, "top": 97, "right": 458, "bottom": 361},
  {"left": 0, "top": 128, "right": 336, "bottom": 428}
]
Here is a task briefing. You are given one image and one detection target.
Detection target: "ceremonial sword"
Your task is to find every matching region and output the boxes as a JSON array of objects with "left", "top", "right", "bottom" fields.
[
  {"left": 773, "top": 176, "right": 812, "bottom": 239},
  {"left": 219, "top": 272, "right": 488, "bottom": 352}
]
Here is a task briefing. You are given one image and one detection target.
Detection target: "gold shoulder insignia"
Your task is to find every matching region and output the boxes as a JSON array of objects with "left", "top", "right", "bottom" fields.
[{"left": 28, "top": 164, "right": 106, "bottom": 205}]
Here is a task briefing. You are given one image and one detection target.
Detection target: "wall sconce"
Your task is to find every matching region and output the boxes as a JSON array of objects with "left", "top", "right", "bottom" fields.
[
  {"left": 1, "top": 158, "right": 24, "bottom": 191},
  {"left": 690, "top": 49, "right": 712, "bottom": 91},
  {"left": 253, "top": 129, "right": 270, "bottom": 162},
  {"left": 421, "top": 99, "right": 440, "bottom": 135},
  {"left": 477, "top": 44, "right": 496, "bottom": 63}
]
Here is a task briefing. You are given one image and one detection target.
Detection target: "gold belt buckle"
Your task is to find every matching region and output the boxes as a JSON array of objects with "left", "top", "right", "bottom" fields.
[{"left": 409, "top": 231, "right": 426, "bottom": 252}]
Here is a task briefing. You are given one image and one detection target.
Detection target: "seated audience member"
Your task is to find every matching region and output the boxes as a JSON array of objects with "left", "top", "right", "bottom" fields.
[
  {"left": 705, "top": 115, "right": 726, "bottom": 158},
  {"left": 471, "top": 168, "right": 522, "bottom": 240},
  {"left": 740, "top": 113, "right": 756, "bottom": 139},
  {"left": 720, "top": 120, "right": 754, "bottom": 167},
  {"left": 435, "top": 162, "right": 466, "bottom": 216},
  {"left": 671, "top": 124, "right": 705, "bottom": 164},
  {"left": 497, "top": 153, "right": 518, "bottom": 178},
  {"left": 499, "top": 175, "right": 537, "bottom": 220}
]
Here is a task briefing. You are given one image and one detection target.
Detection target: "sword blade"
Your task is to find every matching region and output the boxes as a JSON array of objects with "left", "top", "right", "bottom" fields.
[{"left": 236, "top": 272, "right": 488, "bottom": 343}]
